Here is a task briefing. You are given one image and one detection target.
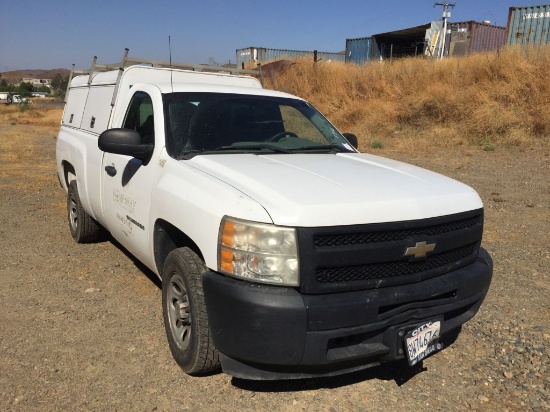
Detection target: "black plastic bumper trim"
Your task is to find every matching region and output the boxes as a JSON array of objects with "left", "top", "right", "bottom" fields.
[{"left": 203, "top": 248, "right": 492, "bottom": 379}]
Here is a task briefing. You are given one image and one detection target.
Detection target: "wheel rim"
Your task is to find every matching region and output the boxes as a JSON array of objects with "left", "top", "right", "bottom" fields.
[
  {"left": 69, "top": 194, "right": 78, "bottom": 233},
  {"left": 167, "top": 273, "right": 191, "bottom": 351}
]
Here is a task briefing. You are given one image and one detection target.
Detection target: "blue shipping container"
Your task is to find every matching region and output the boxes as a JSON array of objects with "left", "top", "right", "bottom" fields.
[
  {"left": 506, "top": 4, "right": 550, "bottom": 45},
  {"left": 345, "top": 37, "right": 380, "bottom": 63}
]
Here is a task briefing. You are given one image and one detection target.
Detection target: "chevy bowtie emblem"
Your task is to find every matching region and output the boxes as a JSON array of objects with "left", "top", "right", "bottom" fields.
[{"left": 404, "top": 241, "right": 436, "bottom": 259}]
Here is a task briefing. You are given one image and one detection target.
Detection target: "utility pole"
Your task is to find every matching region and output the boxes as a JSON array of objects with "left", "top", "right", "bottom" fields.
[{"left": 434, "top": 1, "right": 456, "bottom": 59}]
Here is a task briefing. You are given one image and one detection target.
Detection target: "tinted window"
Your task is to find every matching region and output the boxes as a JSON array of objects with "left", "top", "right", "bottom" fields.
[
  {"left": 164, "top": 93, "right": 350, "bottom": 158},
  {"left": 123, "top": 92, "right": 154, "bottom": 145}
]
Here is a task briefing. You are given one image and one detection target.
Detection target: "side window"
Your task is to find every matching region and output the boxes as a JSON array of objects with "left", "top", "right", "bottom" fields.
[{"left": 123, "top": 92, "right": 154, "bottom": 144}]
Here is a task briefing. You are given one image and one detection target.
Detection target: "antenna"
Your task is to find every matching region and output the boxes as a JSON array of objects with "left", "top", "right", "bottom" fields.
[{"left": 169, "top": 35, "right": 173, "bottom": 92}]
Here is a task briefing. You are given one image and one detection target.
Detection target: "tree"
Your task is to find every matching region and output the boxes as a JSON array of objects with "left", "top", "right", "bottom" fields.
[
  {"left": 0, "top": 78, "right": 9, "bottom": 92},
  {"left": 51, "top": 73, "right": 67, "bottom": 91},
  {"left": 17, "top": 82, "right": 34, "bottom": 97},
  {"left": 51, "top": 73, "right": 69, "bottom": 97},
  {"left": 35, "top": 84, "right": 51, "bottom": 93}
]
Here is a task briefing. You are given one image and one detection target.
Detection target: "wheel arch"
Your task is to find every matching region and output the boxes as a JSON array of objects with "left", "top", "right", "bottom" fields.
[
  {"left": 154, "top": 219, "right": 205, "bottom": 278},
  {"left": 61, "top": 160, "right": 76, "bottom": 189}
]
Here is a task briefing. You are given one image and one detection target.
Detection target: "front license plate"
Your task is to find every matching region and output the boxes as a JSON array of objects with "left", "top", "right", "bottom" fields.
[{"left": 405, "top": 320, "right": 441, "bottom": 366}]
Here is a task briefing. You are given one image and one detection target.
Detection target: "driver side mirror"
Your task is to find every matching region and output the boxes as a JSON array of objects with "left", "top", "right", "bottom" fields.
[
  {"left": 343, "top": 133, "right": 358, "bottom": 149},
  {"left": 98, "top": 128, "right": 154, "bottom": 164}
]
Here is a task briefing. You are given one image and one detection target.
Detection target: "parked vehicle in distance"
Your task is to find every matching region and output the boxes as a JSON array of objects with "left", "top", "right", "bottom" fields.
[
  {"left": 56, "top": 50, "right": 493, "bottom": 380},
  {"left": 6, "top": 94, "right": 32, "bottom": 105}
]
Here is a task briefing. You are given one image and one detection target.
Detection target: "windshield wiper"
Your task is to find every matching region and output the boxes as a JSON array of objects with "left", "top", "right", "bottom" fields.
[
  {"left": 178, "top": 144, "right": 351, "bottom": 159},
  {"left": 216, "top": 144, "right": 293, "bottom": 154},
  {"left": 291, "top": 144, "right": 354, "bottom": 153},
  {"left": 177, "top": 144, "right": 292, "bottom": 159}
]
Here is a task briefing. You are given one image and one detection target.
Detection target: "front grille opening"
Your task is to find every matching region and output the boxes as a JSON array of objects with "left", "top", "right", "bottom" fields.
[
  {"left": 378, "top": 289, "right": 458, "bottom": 315},
  {"left": 314, "top": 215, "right": 482, "bottom": 248}
]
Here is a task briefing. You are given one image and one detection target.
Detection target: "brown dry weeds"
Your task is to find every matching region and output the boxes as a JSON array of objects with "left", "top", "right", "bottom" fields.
[
  {"left": 0, "top": 104, "right": 62, "bottom": 127},
  {"left": 264, "top": 46, "right": 550, "bottom": 151},
  {"left": 0, "top": 105, "right": 62, "bottom": 192}
]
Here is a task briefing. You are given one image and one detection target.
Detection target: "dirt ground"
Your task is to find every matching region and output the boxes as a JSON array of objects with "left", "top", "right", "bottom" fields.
[{"left": 1, "top": 124, "right": 549, "bottom": 411}]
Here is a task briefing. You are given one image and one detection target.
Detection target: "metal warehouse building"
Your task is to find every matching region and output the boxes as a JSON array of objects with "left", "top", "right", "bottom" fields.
[
  {"left": 346, "top": 21, "right": 506, "bottom": 63},
  {"left": 346, "top": 23, "right": 430, "bottom": 63}
]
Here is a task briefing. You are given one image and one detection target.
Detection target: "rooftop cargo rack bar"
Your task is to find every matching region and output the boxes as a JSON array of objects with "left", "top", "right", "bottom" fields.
[{"left": 65, "top": 48, "right": 263, "bottom": 102}]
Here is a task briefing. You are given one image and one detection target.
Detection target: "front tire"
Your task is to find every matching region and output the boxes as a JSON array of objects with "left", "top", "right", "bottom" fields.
[
  {"left": 67, "top": 180, "right": 100, "bottom": 243},
  {"left": 162, "top": 247, "right": 220, "bottom": 375}
]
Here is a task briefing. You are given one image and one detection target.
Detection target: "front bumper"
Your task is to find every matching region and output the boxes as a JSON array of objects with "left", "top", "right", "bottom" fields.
[{"left": 203, "top": 248, "right": 492, "bottom": 379}]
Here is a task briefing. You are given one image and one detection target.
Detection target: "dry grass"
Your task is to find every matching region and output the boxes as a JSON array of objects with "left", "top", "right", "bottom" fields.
[
  {"left": 0, "top": 103, "right": 63, "bottom": 127},
  {"left": 0, "top": 103, "right": 62, "bottom": 190},
  {"left": 265, "top": 46, "right": 550, "bottom": 151}
]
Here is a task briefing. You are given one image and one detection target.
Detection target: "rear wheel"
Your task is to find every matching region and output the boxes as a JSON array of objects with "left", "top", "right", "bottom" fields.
[
  {"left": 67, "top": 180, "right": 100, "bottom": 243},
  {"left": 162, "top": 247, "right": 220, "bottom": 375}
]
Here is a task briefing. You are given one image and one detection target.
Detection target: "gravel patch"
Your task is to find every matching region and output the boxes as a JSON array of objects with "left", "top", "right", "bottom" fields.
[{"left": 1, "top": 128, "right": 548, "bottom": 411}]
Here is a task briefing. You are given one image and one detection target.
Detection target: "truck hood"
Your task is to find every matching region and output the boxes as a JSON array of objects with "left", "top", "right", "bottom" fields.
[{"left": 188, "top": 153, "right": 482, "bottom": 227}]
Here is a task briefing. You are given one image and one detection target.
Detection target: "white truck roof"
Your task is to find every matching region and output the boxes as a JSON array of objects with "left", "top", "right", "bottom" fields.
[{"left": 69, "top": 66, "right": 263, "bottom": 90}]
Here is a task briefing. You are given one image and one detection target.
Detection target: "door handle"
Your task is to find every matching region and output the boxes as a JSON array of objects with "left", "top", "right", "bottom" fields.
[{"left": 105, "top": 165, "right": 117, "bottom": 177}]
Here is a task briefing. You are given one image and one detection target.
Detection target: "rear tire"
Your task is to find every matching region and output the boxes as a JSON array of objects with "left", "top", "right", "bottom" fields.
[
  {"left": 67, "top": 180, "right": 100, "bottom": 243},
  {"left": 162, "top": 247, "right": 220, "bottom": 375}
]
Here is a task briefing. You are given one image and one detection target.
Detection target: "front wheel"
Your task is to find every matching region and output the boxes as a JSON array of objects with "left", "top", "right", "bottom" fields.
[{"left": 162, "top": 247, "right": 220, "bottom": 375}]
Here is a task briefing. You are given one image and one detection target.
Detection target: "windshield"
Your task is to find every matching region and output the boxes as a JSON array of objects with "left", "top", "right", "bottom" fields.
[{"left": 163, "top": 92, "right": 354, "bottom": 158}]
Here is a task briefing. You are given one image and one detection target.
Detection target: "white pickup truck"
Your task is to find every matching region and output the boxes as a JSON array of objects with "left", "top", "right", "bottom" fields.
[{"left": 56, "top": 51, "right": 492, "bottom": 380}]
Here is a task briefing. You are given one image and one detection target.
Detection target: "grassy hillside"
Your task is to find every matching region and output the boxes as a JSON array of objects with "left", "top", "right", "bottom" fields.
[
  {"left": 0, "top": 68, "right": 70, "bottom": 84},
  {"left": 264, "top": 46, "right": 550, "bottom": 151}
]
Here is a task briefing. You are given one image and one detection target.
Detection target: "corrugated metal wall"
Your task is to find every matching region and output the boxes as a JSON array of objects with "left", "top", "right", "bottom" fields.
[
  {"left": 345, "top": 37, "right": 377, "bottom": 63},
  {"left": 470, "top": 22, "right": 507, "bottom": 52},
  {"left": 446, "top": 21, "right": 506, "bottom": 56},
  {"left": 236, "top": 47, "right": 345, "bottom": 68},
  {"left": 506, "top": 4, "right": 550, "bottom": 45}
]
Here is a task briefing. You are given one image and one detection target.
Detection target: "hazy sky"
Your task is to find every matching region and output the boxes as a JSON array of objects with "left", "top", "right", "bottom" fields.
[{"left": 0, "top": 0, "right": 537, "bottom": 71}]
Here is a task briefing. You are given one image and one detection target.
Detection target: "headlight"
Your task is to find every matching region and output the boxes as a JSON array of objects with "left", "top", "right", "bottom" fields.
[{"left": 218, "top": 216, "right": 299, "bottom": 286}]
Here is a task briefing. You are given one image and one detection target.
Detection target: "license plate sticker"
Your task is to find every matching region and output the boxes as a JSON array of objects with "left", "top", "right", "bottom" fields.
[{"left": 404, "top": 321, "right": 442, "bottom": 366}]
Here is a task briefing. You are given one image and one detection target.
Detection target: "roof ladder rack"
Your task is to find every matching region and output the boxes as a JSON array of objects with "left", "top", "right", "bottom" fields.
[
  {"left": 80, "top": 48, "right": 262, "bottom": 83},
  {"left": 64, "top": 48, "right": 264, "bottom": 103},
  {"left": 111, "top": 49, "right": 129, "bottom": 106}
]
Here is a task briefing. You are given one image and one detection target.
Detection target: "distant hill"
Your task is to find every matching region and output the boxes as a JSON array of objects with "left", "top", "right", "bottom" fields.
[{"left": 0, "top": 68, "right": 71, "bottom": 84}]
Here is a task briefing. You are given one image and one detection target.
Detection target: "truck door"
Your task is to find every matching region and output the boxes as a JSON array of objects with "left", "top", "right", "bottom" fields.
[{"left": 101, "top": 90, "right": 159, "bottom": 266}]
